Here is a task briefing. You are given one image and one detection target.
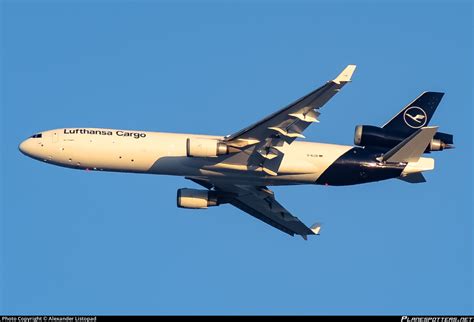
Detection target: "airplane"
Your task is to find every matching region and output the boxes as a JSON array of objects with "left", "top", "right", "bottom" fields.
[{"left": 19, "top": 65, "right": 454, "bottom": 239}]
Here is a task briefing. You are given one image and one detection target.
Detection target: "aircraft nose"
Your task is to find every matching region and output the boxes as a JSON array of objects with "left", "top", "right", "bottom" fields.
[{"left": 19, "top": 138, "right": 34, "bottom": 156}]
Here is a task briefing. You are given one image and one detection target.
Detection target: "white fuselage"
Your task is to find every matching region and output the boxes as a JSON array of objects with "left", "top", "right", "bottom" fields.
[{"left": 19, "top": 128, "right": 353, "bottom": 186}]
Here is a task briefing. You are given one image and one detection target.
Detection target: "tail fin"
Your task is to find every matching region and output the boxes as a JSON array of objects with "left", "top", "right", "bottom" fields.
[
  {"left": 382, "top": 92, "right": 444, "bottom": 134},
  {"left": 381, "top": 126, "right": 438, "bottom": 163}
]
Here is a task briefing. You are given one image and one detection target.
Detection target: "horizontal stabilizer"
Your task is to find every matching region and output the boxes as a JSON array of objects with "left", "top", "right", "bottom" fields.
[
  {"left": 381, "top": 126, "right": 438, "bottom": 163},
  {"left": 398, "top": 172, "right": 426, "bottom": 183}
]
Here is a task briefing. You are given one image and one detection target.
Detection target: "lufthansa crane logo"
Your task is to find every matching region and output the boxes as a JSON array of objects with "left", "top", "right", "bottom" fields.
[{"left": 403, "top": 106, "right": 427, "bottom": 128}]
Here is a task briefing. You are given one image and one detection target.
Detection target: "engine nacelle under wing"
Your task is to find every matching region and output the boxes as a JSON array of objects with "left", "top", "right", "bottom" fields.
[
  {"left": 186, "top": 138, "right": 229, "bottom": 158},
  {"left": 177, "top": 188, "right": 219, "bottom": 209}
]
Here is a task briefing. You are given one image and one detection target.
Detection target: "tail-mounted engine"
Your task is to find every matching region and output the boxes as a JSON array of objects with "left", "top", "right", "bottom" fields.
[
  {"left": 186, "top": 138, "right": 229, "bottom": 158},
  {"left": 354, "top": 125, "right": 453, "bottom": 152}
]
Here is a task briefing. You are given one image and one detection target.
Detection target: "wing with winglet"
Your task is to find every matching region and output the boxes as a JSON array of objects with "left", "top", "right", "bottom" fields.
[
  {"left": 181, "top": 66, "right": 356, "bottom": 237},
  {"left": 222, "top": 65, "right": 356, "bottom": 176},
  {"left": 187, "top": 177, "right": 321, "bottom": 239}
]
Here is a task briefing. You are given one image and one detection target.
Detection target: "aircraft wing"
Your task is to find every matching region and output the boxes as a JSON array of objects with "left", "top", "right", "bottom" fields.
[
  {"left": 188, "top": 178, "right": 321, "bottom": 239},
  {"left": 222, "top": 65, "right": 356, "bottom": 175}
]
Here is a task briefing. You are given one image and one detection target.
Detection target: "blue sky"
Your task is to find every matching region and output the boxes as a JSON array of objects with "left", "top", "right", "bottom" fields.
[{"left": 1, "top": 0, "right": 472, "bottom": 315}]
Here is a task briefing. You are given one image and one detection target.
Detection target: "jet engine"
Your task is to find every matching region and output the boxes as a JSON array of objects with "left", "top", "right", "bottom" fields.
[
  {"left": 176, "top": 188, "right": 219, "bottom": 209},
  {"left": 186, "top": 138, "right": 229, "bottom": 158},
  {"left": 354, "top": 125, "right": 453, "bottom": 152}
]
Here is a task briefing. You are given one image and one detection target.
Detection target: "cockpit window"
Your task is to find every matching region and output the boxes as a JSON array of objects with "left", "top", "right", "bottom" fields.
[{"left": 30, "top": 133, "right": 42, "bottom": 138}]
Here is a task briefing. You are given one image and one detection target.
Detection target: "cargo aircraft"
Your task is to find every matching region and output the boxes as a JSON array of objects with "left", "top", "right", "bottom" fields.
[{"left": 19, "top": 65, "right": 453, "bottom": 239}]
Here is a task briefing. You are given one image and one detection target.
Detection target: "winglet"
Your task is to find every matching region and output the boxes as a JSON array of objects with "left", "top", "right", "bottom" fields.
[
  {"left": 301, "top": 223, "right": 322, "bottom": 240},
  {"left": 333, "top": 65, "right": 357, "bottom": 84},
  {"left": 310, "top": 223, "right": 322, "bottom": 235}
]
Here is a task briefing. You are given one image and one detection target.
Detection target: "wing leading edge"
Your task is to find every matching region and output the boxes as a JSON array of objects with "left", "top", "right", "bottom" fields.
[
  {"left": 225, "top": 65, "right": 356, "bottom": 144},
  {"left": 221, "top": 65, "right": 356, "bottom": 176}
]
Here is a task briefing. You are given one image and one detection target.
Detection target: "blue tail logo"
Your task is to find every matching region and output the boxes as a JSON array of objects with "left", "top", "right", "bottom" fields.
[
  {"left": 403, "top": 106, "right": 427, "bottom": 128},
  {"left": 383, "top": 92, "right": 444, "bottom": 134}
]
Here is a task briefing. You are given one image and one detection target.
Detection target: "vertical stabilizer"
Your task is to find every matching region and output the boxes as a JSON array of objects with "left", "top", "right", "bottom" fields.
[{"left": 382, "top": 92, "right": 444, "bottom": 134}]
